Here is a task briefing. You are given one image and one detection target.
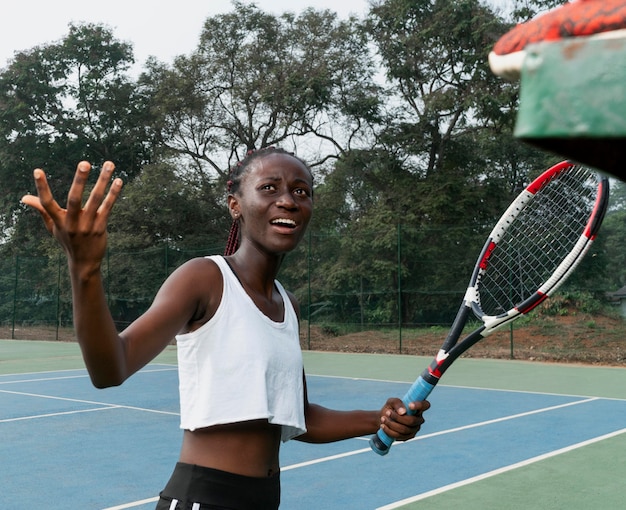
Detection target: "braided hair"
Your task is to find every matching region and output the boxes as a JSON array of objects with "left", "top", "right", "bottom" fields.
[{"left": 224, "top": 147, "right": 312, "bottom": 256}]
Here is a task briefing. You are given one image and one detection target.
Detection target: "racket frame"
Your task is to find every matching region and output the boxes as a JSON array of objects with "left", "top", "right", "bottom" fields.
[{"left": 369, "top": 162, "right": 609, "bottom": 455}]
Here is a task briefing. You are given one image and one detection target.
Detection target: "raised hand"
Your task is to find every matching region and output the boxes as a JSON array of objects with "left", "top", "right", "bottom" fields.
[{"left": 21, "top": 161, "right": 123, "bottom": 279}]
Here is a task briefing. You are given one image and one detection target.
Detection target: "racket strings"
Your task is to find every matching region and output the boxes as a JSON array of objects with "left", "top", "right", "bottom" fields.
[{"left": 476, "top": 166, "right": 599, "bottom": 316}]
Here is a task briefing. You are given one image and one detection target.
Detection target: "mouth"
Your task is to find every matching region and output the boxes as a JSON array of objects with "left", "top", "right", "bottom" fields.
[{"left": 270, "top": 218, "right": 297, "bottom": 229}]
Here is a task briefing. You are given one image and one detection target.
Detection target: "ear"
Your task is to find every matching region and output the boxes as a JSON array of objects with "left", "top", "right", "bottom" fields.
[{"left": 227, "top": 195, "right": 241, "bottom": 221}]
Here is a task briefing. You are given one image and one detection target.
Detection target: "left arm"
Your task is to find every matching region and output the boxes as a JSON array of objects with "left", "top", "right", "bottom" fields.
[
  {"left": 296, "top": 373, "right": 430, "bottom": 444},
  {"left": 286, "top": 292, "right": 429, "bottom": 444}
]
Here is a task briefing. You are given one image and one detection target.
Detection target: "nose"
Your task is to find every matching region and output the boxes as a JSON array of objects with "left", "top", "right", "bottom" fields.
[{"left": 276, "top": 190, "right": 297, "bottom": 209}]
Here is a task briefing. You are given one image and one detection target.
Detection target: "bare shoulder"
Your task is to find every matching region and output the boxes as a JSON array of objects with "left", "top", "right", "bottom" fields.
[
  {"left": 155, "top": 256, "right": 224, "bottom": 328},
  {"left": 171, "top": 256, "right": 223, "bottom": 282},
  {"left": 160, "top": 256, "right": 222, "bottom": 293}
]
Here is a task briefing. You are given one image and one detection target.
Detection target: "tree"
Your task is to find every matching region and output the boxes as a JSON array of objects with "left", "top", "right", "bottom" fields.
[
  {"left": 0, "top": 22, "right": 153, "bottom": 252},
  {"left": 368, "top": 0, "right": 530, "bottom": 176},
  {"left": 510, "top": 0, "right": 567, "bottom": 22},
  {"left": 107, "top": 160, "right": 229, "bottom": 253},
  {"left": 101, "top": 160, "right": 231, "bottom": 325},
  {"left": 294, "top": 0, "right": 563, "bottom": 325},
  {"left": 600, "top": 179, "right": 626, "bottom": 290},
  {"left": 140, "top": 2, "right": 383, "bottom": 181}
]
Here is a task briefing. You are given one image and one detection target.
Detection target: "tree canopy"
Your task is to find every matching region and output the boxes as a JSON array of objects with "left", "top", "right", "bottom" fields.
[
  {"left": 140, "top": 2, "right": 382, "bottom": 179},
  {"left": 0, "top": 23, "right": 154, "bottom": 250}
]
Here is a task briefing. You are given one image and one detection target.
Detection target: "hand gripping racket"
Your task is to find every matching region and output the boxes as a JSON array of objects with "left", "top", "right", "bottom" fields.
[{"left": 370, "top": 161, "right": 609, "bottom": 455}]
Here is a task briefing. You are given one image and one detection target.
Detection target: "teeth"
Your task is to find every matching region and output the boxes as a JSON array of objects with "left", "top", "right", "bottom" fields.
[{"left": 272, "top": 219, "right": 296, "bottom": 226}]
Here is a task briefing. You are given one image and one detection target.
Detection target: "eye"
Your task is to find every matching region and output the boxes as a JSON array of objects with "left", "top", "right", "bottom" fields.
[{"left": 294, "top": 187, "right": 311, "bottom": 197}]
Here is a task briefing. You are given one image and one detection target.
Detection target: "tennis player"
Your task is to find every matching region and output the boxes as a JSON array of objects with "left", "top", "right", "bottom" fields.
[{"left": 22, "top": 148, "right": 430, "bottom": 510}]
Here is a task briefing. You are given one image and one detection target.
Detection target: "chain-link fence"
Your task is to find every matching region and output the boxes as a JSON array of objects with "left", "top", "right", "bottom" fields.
[{"left": 0, "top": 225, "right": 612, "bottom": 360}]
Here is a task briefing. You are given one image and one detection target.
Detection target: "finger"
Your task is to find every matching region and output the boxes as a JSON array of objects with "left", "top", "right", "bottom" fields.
[
  {"left": 30, "top": 169, "right": 65, "bottom": 223},
  {"left": 386, "top": 397, "right": 408, "bottom": 416},
  {"left": 381, "top": 416, "right": 422, "bottom": 439},
  {"left": 21, "top": 193, "right": 55, "bottom": 233},
  {"left": 21, "top": 194, "right": 44, "bottom": 214},
  {"left": 385, "top": 408, "right": 423, "bottom": 427},
  {"left": 84, "top": 161, "right": 115, "bottom": 214},
  {"left": 66, "top": 161, "right": 92, "bottom": 224},
  {"left": 408, "top": 400, "right": 431, "bottom": 413},
  {"left": 94, "top": 176, "right": 123, "bottom": 231}
]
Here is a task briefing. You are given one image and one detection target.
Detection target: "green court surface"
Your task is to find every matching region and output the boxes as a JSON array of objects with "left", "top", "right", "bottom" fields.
[
  {"left": 5, "top": 340, "right": 626, "bottom": 399},
  {"left": 302, "top": 350, "right": 626, "bottom": 400},
  {"left": 0, "top": 338, "right": 177, "bottom": 374},
  {"left": 393, "top": 432, "right": 626, "bottom": 510}
]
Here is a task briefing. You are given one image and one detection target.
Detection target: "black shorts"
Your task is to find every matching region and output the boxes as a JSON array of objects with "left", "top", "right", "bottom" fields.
[{"left": 156, "top": 462, "right": 281, "bottom": 510}]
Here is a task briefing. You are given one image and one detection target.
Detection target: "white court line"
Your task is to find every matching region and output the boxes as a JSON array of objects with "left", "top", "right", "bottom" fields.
[
  {"left": 376, "top": 427, "right": 626, "bottom": 510},
  {"left": 0, "top": 364, "right": 180, "bottom": 420},
  {"left": 1, "top": 406, "right": 117, "bottom": 423},
  {"left": 284, "top": 397, "right": 598, "bottom": 469},
  {"left": 0, "top": 365, "right": 177, "bottom": 385},
  {"left": 387, "top": 397, "right": 599, "bottom": 441},
  {"left": 102, "top": 497, "right": 159, "bottom": 510},
  {"left": 0, "top": 388, "right": 180, "bottom": 418},
  {"left": 0, "top": 368, "right": 86, "bottom": 378},
  {"left": 0, "top": 373, "right": 91, "bottom": 385},
  {"left": 99, "top": 397, "right": 602, "bottom": 510},
  {"left": 308, "top": 373, "right": 626, "bottom": 401}
]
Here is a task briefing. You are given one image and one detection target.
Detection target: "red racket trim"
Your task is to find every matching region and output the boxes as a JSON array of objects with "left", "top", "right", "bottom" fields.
[
  {"left": 515, "top": 291, "right": 548, "bottom": 314},
  {"left": 479, "top": 241, "right": 497, "bottom": 270},
  {"left": 526, "top": 160, "right": 572, "bottom": 194},
  {"left": 584, "top": 177, "right": 610, "bottom": 239}
]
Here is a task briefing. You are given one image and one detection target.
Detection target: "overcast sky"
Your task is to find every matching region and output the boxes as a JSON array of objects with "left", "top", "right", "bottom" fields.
[{"left": 0, "top": 0, "right": 372, "bottom": 71}]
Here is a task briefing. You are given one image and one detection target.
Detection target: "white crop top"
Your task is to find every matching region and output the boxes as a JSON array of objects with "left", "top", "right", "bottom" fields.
[{"left": 175, "top": 255, "right": 306, "bottom": 441}]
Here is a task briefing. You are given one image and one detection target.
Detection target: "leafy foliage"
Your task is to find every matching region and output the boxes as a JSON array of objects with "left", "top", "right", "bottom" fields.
[
  {"left": 0, "top": 23, "right": 154, "bottom": 249},
  {"left": 140, "top": 2, "right": 381, "bottom": 178},
  {"left": 1, "top": 1, "right": 623, "bottom": 330}
]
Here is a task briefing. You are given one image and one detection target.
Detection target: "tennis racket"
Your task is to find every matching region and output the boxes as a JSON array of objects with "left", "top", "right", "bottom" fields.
[{"left": 370, "top": 161, "right": 609, "bottom": 455}]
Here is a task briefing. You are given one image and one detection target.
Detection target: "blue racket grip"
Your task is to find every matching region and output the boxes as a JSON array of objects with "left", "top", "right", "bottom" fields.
[{"left": 369, "top": 376, "right": 435, "bottom": 456}]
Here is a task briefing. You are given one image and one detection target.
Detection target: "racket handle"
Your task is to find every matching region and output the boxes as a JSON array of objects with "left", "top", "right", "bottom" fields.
[{"left": 369, "top": 376, "right": 435, "bottom": 456}]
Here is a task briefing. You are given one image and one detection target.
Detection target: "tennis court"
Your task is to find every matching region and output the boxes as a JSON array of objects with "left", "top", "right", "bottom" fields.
[{"left": 2, "top": 339, "right": 625, "bottom": 509}]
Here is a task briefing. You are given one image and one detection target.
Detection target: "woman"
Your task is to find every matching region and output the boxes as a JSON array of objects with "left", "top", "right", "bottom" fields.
[{"left": 22, "top": 148, "right": 430, "bottom": 509}]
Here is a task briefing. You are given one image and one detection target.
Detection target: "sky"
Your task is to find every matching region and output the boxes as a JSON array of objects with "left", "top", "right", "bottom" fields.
[{"left": 0, "top": 0, "right": 372, "bottom": 71}]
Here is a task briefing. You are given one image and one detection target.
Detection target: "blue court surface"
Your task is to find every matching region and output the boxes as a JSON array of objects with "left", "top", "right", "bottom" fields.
[{"left": 1, "top": 346, "right": 626, "bottom": 509}]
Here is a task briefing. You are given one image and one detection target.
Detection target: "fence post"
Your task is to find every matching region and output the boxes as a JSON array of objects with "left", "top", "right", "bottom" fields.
[
  {"left": 397, "top": 223, "right": 403, "bottom": 353},
  {"left": 164, "top": 242, "right": 169, "bottom": 279},
  {"left": 11, "top": 255, "right": 18, "bottom": 339},
  {"left": 56, "top": 255, "right": 62, "bottom": 341},
  {"left": 307, "top": 229, "right": 311, "bottom": 350},
  {"left": 106, "top": 247, "right": 110, "bottom": 307}
]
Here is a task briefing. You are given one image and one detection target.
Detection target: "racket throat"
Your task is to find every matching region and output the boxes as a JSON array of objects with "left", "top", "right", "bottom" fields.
[
  {"left": 423, "top": 363, "right": 443, "bottom": 384},
  {"left": 516, "top": 291, "right": 548, "bottom": 314},
  {"left": 442, "top": 306, "right": 472, "bottom": 350}
]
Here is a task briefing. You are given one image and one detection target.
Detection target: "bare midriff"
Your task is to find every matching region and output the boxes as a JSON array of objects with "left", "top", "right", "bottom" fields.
[{"left": 179, "top": 420, "right": 282, "bottom": 478}]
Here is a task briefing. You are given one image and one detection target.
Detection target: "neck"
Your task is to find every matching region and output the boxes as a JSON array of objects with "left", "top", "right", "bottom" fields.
[{"left": 226, "top": 247, "right": 284, "bottom": 295}]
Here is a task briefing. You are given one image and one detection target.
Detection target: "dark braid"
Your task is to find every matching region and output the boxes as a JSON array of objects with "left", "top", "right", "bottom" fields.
[
  {"left": 224, "top": 147, "right": 312, "bottom": 256},
  {"left": 224, "top": 218, "right": 240, "bottom": 256}
]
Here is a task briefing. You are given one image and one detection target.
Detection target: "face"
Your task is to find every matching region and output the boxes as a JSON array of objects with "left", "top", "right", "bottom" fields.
[{"left": 229, "top": 153, "right": 313, "bottom": 255}]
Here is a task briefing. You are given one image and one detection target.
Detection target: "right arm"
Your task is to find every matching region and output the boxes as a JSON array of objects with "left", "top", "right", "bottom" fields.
[
  {"left": 69, "top": 256, "right": 216, "bottom": 388},
  {"left": 22, "top": 161, "right": 219, "bottom": 387}
]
